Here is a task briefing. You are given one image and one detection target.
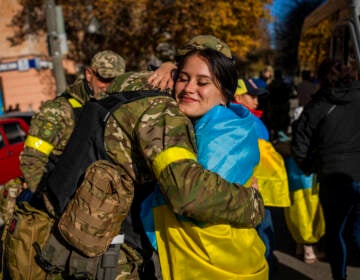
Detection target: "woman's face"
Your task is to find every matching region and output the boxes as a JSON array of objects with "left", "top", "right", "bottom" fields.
[{"left": 174, "top": 54, "right": 226, "bottom": 118}]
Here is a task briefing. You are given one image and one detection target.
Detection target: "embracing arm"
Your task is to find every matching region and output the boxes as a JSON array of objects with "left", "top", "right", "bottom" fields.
[
  {"left": 147, "top": 62, "right": 177, "bottom": 91},
  {"left": 137, "top": 98, "right": 264, "bottom": 227}
]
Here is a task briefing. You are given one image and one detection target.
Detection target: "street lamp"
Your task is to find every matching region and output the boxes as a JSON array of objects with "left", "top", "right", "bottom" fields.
[{"left": 46, "top": 0, "right": 67, "bottom": 96}]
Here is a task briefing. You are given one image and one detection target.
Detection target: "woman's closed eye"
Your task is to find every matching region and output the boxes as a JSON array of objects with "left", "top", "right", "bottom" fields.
[
  {"left": 197, "top": 79, "right": 211, "bottom": 86},
  {"left": 176, "top": 73, "right": 189, "bottom": 82}
]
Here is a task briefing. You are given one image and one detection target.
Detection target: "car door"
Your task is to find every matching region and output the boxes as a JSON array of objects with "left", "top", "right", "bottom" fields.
[{"left": 0, "top": 118, "right": 29, "bottom": 185}]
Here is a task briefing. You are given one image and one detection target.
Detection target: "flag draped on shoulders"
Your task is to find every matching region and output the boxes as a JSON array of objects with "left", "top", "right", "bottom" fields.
[
  {"left": 230, "top": 103, "right": 290, "bottom": 207},
  {"left": 194, "top": 105, "right": 259, "bottom": 184},
  {"left": 144, "top": 105, "right": 268, "bottom": 280}
]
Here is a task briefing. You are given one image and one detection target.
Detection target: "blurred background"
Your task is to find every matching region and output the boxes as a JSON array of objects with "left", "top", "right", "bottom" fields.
[{"left": 0, "top": 0, "right": 327, "bottom": 113}]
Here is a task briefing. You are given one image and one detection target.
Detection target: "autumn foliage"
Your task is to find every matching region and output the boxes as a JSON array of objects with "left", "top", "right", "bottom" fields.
[
  {"left": 8, "top": 0, "right": 272, "bottom": 71},
  {"left": 298, "top": 19, "right": 332, "bottom": 73}
]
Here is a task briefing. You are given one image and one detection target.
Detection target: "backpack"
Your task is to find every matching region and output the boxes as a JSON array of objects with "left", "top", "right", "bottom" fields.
[
  {"left": 3, "top": 202, "right": 54, "bottom": 280},
  {"left": 35, "top": 90, "right": 166, "bottom": 258},
  {"left": 35, "top": 90, "right": 165, "bottom": 216}
]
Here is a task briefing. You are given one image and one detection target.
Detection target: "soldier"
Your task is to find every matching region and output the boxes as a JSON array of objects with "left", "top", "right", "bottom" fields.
[
  {"left": 0, "top": 50, "right": 125, "bottom": 224},
  {"left": 20, "top": 50, "right": 125, "bottom": 193},
  {"left": 0, "top": 50, "right": 125, "bottom": 280}
]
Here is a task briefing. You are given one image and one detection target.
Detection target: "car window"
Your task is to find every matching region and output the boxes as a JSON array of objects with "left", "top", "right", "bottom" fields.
[
  {"left": 0, "top": 131, "right": 4, "bottom": 148},
  {"left": 2, "top": 122, "right": 27, "bottom": 144}
]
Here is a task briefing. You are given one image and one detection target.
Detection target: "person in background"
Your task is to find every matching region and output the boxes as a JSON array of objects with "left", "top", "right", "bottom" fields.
[
  {"left": 292, "top": 58, "right": 360, "bottom": 280},
  {"left": 296, "top": 70, "right": 318, "bottom": 107},
  {"left": 20, "top": 50, "right": 126, "bottom": 193},
  {"left": 233, "top": 78, "right": 269, "bottom": 139},
  {"left": 284, "top": 106, "right": 325, "bottom": 264},
  {"left": 266, "top": 69, "right": 294, "bottom": 138},
  {"left": 232, "top": 78, "right": 290, "bottom": 278},
  {"left": 1, "top": 50, "right": 126, "bottom": 279},
  {"left": 253, "top": 66, "right": 273, "bottom": 90},
  {"left": 285, "top": 69, "right": 323, "bottom": 264},
  {"left": 252, "top": 66, "right": 273, "bottom": 128}
]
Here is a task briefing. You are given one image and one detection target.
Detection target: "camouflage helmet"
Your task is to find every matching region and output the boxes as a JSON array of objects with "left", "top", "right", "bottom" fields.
[
  {"left": 90, "top": 50, "right": 126, "bottom": 79},
  {"left": 176, "top": 35, "right": 232, "bottom": 59}
]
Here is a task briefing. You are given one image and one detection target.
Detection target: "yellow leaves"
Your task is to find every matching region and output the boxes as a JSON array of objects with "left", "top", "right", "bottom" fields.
[
  {"left": 228, "top": 35, "right": 261, "bottom": 59},
  {"left": 298, "top": 19, "right": 332, "bottom": 71},
  {"left": 16, "top": 0, "right": 272, "bottom": 68}
]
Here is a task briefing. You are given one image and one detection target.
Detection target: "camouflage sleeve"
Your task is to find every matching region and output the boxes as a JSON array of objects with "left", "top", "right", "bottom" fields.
[
  {"left": 136, "top": 97, "right": 264, "bottom": 228},
  {"left": 20, "top": 97, "right": 75, "bottom": 192}
]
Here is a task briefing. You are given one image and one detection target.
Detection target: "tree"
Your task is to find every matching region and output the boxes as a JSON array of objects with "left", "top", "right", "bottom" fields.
[
  {"left": 271, "top": 0, "right": 325, "bottom": 76},
  {"left": 8, "top": 0, "right": 272, "bottom": 72},
  {"left": 297, "top": 19, "right": 332, "bottom": 73}
]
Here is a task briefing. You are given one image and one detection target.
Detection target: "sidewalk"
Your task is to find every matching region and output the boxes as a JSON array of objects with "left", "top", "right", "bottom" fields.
[{"left": 270, "top": 207, "right": 360, "bottom": 280}]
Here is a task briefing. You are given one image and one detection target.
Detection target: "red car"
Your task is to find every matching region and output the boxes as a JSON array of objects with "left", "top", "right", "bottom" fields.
[{"left": 0, "top": 118, "right": 29, "bottom": 185}]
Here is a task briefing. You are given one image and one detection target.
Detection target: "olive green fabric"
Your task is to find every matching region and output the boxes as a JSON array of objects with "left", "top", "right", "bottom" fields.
[
  {"left": 90, "top": 50, "right": 126, "bottom": 78},
  {"left": 20, "top": 80, "right": 89, "bottom": 192},
  {"left": 4, "top": 202, "right": 54, "bottom": 280},
  {"left": 105, "top": 71, "right": 264, "bottom": 227},
  {"left": 57, "top": 160, "right": 133, "bottom": 257},
  {"left": 176, "top": 35, "right": 232, "bottom": 59}
]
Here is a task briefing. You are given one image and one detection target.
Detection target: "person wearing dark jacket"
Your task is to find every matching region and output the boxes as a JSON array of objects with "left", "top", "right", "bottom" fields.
[{"left": 292, "top": 58, "right": 360, "bottom": 280}]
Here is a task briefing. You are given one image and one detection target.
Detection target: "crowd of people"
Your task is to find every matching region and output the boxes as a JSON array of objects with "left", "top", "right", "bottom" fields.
[{"left": 0, "top": 34, "right": 359, "bottom": 280}]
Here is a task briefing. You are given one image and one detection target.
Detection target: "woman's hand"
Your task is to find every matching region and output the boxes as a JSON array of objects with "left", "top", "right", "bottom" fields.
[{"left": 147, "top": 62, "right": 177, "bottom": 91}]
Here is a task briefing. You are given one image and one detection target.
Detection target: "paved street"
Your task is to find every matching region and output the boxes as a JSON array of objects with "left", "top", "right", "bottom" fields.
[{"left": 270, "top": 208, "right": 360, "bottom": 280}]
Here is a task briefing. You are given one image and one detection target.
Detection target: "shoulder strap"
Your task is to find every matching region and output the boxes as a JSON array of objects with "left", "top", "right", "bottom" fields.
[
  {"left": 99, "top": 90, "right": 170, "bottom": 122},
  {"left": 36, "top": 90, "right": 169, "bottom": 216},
  {"left": 45, "top": 94, "right": 83, "bottom": 169},
  {"left": 60, "top": 92, "right": 83, "bottom": 108}
]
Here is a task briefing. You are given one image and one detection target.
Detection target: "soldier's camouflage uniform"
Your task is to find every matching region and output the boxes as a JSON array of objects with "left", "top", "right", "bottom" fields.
[
  {"left": 176, "top": 34, "right": 233, "bottom": 59},
  {"left": 20, "top": 50, "right": 125, "bottom": 192},
  {"left": 1, "top": 50, "right": 125, "bottom": 279},
  {"left": 10, "top": 39, "right": 263, "bottom": 279},
  {"left": 105, "top": 71, "right": 264, "bottom": 227},
  {"left": 20, "top": 79, "right": 90, "bottom": 192}
]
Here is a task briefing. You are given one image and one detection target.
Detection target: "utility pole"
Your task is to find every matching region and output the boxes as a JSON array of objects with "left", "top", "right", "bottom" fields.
[{"left": 46, "top": 0, "right": 67, "bottom": 96}]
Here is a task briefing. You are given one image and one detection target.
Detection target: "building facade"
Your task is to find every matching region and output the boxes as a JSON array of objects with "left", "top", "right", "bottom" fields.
[{"left": 0, "top": 0, "right": 70, "bottom": 114}]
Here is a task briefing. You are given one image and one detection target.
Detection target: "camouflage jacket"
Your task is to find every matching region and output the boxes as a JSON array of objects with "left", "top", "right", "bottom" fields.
[
  {"left": 20, "top": 79, "right": 92, "bottom": 192},
  {"left": 105, "top": 72, "right": 264, "bottom": 227}
]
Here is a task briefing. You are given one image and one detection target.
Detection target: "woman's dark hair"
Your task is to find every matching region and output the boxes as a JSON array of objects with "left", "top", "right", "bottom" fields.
[
  {"left": 174, "top": 48, "right": 238, "bottom": 104},
  {"left": 317, "top": 58, "right": 355, "bottom": 88}
]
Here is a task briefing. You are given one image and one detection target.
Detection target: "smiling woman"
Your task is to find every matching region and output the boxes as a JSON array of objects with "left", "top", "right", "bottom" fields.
[
  {"left": 174, "top": 49, "right": 237, "bottom": 119},
  {"left": 144, "top": 46, "right": 269, "bottom": 279},
  {"left": 174, "top": 51, "right": 230, "bottom": 118}
]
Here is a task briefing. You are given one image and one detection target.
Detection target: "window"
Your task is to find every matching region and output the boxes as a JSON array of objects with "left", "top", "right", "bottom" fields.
[
  {"left": 2, "top": 122, "right": 27, "bottom": 144},
  {"left": 0, "top": 131, "right": 4, "bottom": 148}
]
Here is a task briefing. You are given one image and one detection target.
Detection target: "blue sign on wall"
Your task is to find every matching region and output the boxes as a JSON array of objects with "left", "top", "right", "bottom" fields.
[{"left": 0, "top": 58, "right": 41, "bottom": 73}]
